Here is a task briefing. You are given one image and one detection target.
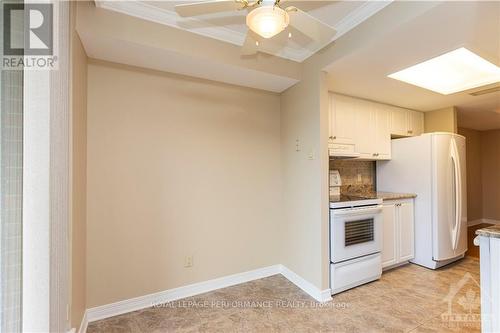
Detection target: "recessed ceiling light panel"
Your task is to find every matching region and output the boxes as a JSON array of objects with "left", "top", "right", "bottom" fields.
[{"left": 388, "top": 48, "right": 500, "bottom": 95}]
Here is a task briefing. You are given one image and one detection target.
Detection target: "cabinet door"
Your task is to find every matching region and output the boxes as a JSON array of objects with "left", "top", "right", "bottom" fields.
[
  {"left": 389, "top": 106, "right": 408, "bottom": 137},
  {"left": 408, "top": 110, "right": 424, "bottom": 136},
  {"left": 398, "top": 201, "right": 415, "bottom": 262},
  {"left": 382, "top": 203, "right": 398, "bottom": 268},
  {"left": 354, "top": 100, "right": 376, "bottom": 158},
  {"left": 330, "top": 94, "right": 355, "bottom": 144},
  {"left": 375, "top": 104, "right": 391, "bottom": 159}
]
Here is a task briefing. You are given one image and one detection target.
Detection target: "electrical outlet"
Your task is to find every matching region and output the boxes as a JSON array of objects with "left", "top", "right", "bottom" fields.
[
  {"left": 357, "top": 174, "right": 362, "bottom": 183},
  {"left": 184, "top": 256, "right": 193, "bottom": 268}
]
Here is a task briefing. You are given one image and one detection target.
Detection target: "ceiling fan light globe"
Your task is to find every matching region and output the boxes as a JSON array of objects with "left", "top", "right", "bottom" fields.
[{"left": 246, "top": 6, "right": 289, "bottom": 39}]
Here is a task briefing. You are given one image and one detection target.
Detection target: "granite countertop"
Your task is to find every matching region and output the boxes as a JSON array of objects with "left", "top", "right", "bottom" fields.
[
  {"left": 476, "top": 225, "right": 500, "bottom": 238},
  {"left": 343, "top": 191, "right": 417, "bottom": 201},
  {"left": 373, "top": 192, "right": 417, "bottom": 201}
]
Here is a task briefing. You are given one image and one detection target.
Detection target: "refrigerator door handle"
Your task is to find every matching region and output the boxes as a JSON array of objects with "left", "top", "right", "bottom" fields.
[{"left": 450, "top": 139, "right": 461, "bottom": 251}]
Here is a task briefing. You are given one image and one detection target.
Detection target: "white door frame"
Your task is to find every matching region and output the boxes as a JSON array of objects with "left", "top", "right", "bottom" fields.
[{"left": 22, "top": 1, "right": 70, "bottom": 331}]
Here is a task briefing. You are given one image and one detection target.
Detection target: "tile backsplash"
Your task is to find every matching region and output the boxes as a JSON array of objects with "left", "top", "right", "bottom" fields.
[{"left": 329, "top": 160, "right": 376, "bottom": 195}]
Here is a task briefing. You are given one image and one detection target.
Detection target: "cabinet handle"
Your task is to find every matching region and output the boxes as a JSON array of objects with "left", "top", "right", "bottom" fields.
[
  {"left": 329, "top": 136, "right": 335, "bottom": 140},
  {"left": 408, "top": 130, "right": 413, "bottom": 134}
]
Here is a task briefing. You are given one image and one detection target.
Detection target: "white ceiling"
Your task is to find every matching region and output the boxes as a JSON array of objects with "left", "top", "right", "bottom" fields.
[
  {"left": 80, "top": 0, "right": 303, "bottom": 93},
  {"left": 95, "top": 0, "right": 392, "bottom": 62},
  {"left": 323, "top": 1, "right": 500, "bottom": 130}
]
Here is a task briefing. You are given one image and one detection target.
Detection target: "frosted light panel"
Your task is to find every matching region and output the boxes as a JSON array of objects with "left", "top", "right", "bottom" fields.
[{"left": 388, "top": 48, "right": 500, "bottom": 95}]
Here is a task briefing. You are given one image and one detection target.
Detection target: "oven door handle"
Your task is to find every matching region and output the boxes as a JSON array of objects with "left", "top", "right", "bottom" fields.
[{"left": 332, "top": 205, "right": 383, "bottom": 217}]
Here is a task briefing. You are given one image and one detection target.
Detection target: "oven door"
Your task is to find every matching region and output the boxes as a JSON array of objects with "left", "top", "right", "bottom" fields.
[{"left": 330, "top": 205, "right": 382, "bottom": 263}]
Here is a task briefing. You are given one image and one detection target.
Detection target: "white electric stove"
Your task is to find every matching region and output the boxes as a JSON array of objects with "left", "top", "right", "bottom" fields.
[{"left": 329, "top": 195, "right": 383, "bottom": 294}]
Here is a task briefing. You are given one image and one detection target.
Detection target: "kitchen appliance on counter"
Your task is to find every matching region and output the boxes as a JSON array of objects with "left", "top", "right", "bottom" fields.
[
  {"left": 330, "top": 195, "right": 383, "bottom": 294},
  {"left": 377, "top": 132, "right": 467, "bottom": 269},
  {"left": 329, "top": 170, "right": 341, "bottom": 197}
]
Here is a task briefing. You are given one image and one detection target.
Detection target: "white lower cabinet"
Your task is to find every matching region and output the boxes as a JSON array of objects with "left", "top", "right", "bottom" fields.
[
  {"left": 478, "top": 235, "right": 500, "bottom": 332},
  {"left": 382, "top": 199, "right": 415, "bottom": 269}
]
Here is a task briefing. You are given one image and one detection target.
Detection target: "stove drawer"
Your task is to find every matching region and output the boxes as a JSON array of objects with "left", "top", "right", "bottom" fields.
[{"left": 330, "top": 253, "right": 381, "bottom": 294}]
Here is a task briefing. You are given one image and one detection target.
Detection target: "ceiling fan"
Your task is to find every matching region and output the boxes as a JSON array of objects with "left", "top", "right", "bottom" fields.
[{"left": 175, "top": 0, "right": 336, "bottom": 55}]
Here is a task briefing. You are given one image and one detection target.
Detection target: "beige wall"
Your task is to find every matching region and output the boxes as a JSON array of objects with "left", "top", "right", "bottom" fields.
[
  {"left": 458, "top": 127, "right": 500, "bottom": 223},
  {"left": 280, "top": 68, "right": 327, "bottom": 290},
  {"left": 70, "top": 2, "right": 87, "bottom": 327},
  {"left": 480, "top": 130, "right": 500, "bottom": 221},
  {"left": 457, "top": 128, "right": 482, "bottom": 222},
  {"left": 424, "top": 107, "right": 457, "bottom": 133},
  {"left": 86, "top": 61, "right": 282, "bottom": 307}
]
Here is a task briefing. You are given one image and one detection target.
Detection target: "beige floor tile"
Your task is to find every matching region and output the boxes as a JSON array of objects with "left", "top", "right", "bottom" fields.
[{"left": 87, "top": 257, "right": 481, "bottom": 333}]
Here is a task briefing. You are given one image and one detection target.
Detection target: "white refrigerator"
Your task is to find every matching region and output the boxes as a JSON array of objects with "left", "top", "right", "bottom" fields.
[{"left": 377, "top": 133, "right": 467, "bottom": 269}]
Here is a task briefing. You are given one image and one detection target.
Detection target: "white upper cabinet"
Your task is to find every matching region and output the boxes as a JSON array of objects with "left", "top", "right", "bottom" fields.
[
  {"left": 389, "top": 106, "right": 408, "bottom": 137},
  {"left": 355, "top": 100, "right": 390, "bottom": 160},
  {"left": 328, "top": 93, "right": 424, "bottom": 160},
  {"left": 374, "top": 104, "right": 391, "bottom": 159},
  {"left": 407, "top": 110, "right": 424, "bottom": 137},
  {"left": 354, "top": 99, "right": 376, "bottom": 158},
  {"left": 329, "top": 94, "right": 356, "bottom": 144},
  {"left": 389, "top": 107, "right": 424, "bottom": 137}
]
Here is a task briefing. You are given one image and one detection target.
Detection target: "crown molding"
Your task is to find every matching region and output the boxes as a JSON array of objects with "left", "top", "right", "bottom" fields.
[
  {"left": 95, "top": 0, "right": 393, "bottom": 62},
  {"left": 334, "top": 1, "right": 393, "bottom": 40}
]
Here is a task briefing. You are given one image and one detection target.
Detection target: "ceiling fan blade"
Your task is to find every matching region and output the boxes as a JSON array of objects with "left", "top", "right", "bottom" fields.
[
  {"left": 175, "top": 0, "right": 245, "bottom": 17},
  {"left": 286, "top": 6, "right": 336, "bottom": 42},
  {"left": 241, "top": 31, "right": 259, "bottom": 55}
]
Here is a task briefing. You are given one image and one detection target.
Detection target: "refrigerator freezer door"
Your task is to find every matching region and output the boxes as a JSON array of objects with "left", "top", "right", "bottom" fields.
[{"left": 432, "top": 134, "right": 467, "bottom": 261}]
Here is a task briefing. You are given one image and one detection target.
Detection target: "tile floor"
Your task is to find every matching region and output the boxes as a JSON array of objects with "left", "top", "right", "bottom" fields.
[{"left": 87, "top": 257, "right": 481, "bottom": 333}]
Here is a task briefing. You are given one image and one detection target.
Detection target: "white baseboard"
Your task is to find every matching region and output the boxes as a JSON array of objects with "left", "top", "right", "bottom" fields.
[
  {"left": 78, "top": 310, "right": 88, "bottom": 333},
  {"left": 279, "top": 265, "right": 332, "bottom": 303},
  {"left": 482, "top": 219, "right": 500, "bottom": 225},
  {"left": 86, "top": 265, "right": 281, "bottom": 323},
  {"left": 81, "top": 264, "right": 331, "bottom": 331},
  {"left": 468, "top": 218, "right": 500, "bottom": 227},
  {"left": 468, "top": 219, "right": 484, "bottom": 227}
]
